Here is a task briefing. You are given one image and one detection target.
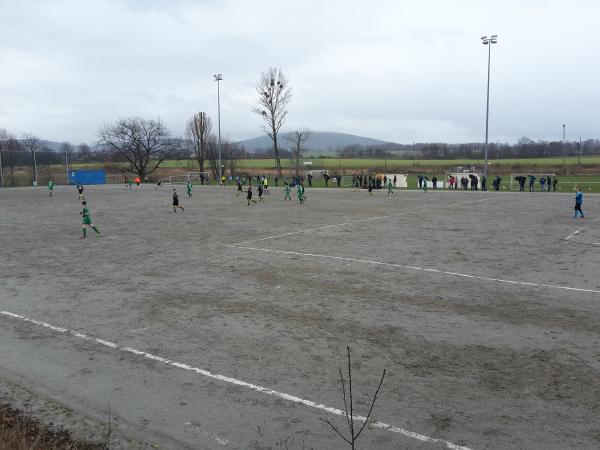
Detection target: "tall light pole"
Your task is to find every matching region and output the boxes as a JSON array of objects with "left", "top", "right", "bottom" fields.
[
  {"left": 65, "top": 148, "right": 70, "bottom": 185},
  {"left": 32, "top": 149, "right": 38, "bottom": 186},
  {"left": 0, "top": 151, "right": 4, "bottom": 188},
  {"left": 213, "top": 74, "right": 223, "bottom": 183},
  {"left": 562, "top": 123, "right": 566, "bottom": 170},
  {"left": 481, "top": 34, "right": 498, "bottom": 176}
]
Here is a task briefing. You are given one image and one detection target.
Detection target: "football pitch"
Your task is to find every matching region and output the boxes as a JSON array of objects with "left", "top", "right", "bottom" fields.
[{"left": 1, "top": 184, "right": 599, "bottom": 449}]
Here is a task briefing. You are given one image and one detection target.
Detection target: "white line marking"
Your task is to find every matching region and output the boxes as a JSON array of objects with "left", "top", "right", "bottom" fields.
[
  {"left": 227, "top": 245, "right": 600, "bottom": 295},
  {"left": 564, "top": 228, "right": 584, "bottom": 240},
  {"left": 0, "top": 310, "right": 472, "bottom": 450},
  {"left": 232, "top": 198, "right": 492, "bottom": 245}
]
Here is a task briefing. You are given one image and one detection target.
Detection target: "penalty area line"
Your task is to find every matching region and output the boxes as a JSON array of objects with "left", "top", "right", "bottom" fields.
[
  {"left": 564, "top": 228, "right": 584, "bottom": 240},
  {"left": 226, "top": 245, "right": 600, "bottom": 295},
  {"left": 0, "top": 310, "right": 472, "bottom": 450},
  {"left": 231, "top": 197, "right": 493, "bottom": 246}
]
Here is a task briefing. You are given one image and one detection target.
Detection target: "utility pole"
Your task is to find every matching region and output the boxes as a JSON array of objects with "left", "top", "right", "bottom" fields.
[
  {"left": 213, "top": 74, "right": 223, "bottom": 183},
  {"left": 0, "top": 151, "right": 4, "bottom": 188},
  {"left": 65, "top": 148, "right": 70, "bottom": 185},
  {"left": 562, "top": 123, "right": 566, "bottom": 172}
]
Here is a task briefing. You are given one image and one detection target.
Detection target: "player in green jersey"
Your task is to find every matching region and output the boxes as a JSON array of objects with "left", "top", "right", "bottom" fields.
[
  {"left": 297, "top": 182, "right": 305, "bottom": 205},
  {"left": 80, "top": 201, "right": 100, "bottom": 238},
  {"left": 284, "top": 183, "right": 292, "bottom": 200},
  {"left": 186, "top": 180, "right": 192, "bottom": 198},
  {"left": 387, "top": 180, "right": 394, "bottom": 195},
  {"left": 48, "top": 180, "right": 54, "bottom": 197}
]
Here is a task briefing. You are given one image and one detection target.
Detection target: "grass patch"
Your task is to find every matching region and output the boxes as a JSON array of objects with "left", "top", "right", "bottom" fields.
[{"left": 0, "top": 403, "right": 106, "bottom": 450}]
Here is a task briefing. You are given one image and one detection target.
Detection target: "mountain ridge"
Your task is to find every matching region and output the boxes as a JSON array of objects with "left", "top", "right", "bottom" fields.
[{"left": 236, "top": 131, "right": 392, "bottom": 153}]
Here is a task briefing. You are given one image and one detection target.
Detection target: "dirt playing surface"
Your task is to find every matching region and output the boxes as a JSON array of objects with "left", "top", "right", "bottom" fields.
[{"left": 1, "top": 184, "right": 599, "bottom": 449}]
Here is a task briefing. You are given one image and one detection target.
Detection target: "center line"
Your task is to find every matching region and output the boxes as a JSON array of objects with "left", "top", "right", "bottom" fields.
[
  {"left": 227, "top": 245, "right": 600, "bottom": 295},
  {"left": 0, "top": 310, "right": 471, "bottom": 450}
]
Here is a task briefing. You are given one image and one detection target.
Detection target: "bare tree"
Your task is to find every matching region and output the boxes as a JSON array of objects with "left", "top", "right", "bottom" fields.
[
  {"left": 205, "top": 136, "right": 243, "bottom": 179},
  {"left": 252, "top": 67, "right": 292, "bottom": 178},
  {"left": 321, "top": 347, "right": 385, "bottom": 450},
  {"left": 224, "top": 142, "right": 245, "bottom": 177},
  {"left": 186, "top": 112, "right": 212, "bottom": 172},
  {"left": 21, "top": 133, "right": 42, "bottom": 184},
  {"left": 98, "top": 117, "right": 182, "bottom": 180},
  {"left": 205, "top": 135, "right": 221, "bottom": 179},
  {"left": 287, "top": 129, "right": 310, "bottom": 177},
  {"left": 78, "top": 143, "right": 92, "bottom": 162},
  {"left": 0, "top": 129, "right": 22, "bottom": 184}
]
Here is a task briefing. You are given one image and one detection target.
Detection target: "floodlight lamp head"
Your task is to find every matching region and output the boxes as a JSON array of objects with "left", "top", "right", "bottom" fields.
[
  {"left": 481, "top": 35, "right": 487, "bottom": 40},
  {"left": 213, "top": 74, "right": 222, "bottom": 81}
]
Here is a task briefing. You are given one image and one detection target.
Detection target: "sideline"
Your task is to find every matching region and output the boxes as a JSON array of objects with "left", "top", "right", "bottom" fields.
[{"left": 0, "top": 310, "right": 472, "bottom": 450}]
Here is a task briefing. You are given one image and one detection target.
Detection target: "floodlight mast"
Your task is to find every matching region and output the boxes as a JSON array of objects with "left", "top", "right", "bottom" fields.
[
  {"left": 481, "top": 35, "right": 498, "bottom": 176},
  {"left": 213, "top": 74, "right": 223, "bottom": 183}
]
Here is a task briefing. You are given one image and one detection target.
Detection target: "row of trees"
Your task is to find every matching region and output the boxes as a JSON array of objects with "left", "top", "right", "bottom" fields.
[
  {"left": 335, "top": 139, "right": 600, "bottom": 160},
  {"left": 0, "top": 128, "right": 97, "bottom": 185}
]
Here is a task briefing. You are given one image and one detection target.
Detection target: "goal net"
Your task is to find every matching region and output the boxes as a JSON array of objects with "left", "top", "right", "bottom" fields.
[
  {"left": 445, "top": 172, "right": 483, "bottom": 189},
  {"left": 382, "top": 173, "right": 407, "bottom": 188},
  {"left": 307, "top": 170, "right": 329, "bottom": 177},
  {"left": 166, "top": 172, "right": 211, "bottom": 184}
]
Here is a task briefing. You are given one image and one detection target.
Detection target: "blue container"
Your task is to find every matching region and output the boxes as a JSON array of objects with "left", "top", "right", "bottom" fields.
[{"left": 68, "top": 169, "right": 106, "bottom": 185}]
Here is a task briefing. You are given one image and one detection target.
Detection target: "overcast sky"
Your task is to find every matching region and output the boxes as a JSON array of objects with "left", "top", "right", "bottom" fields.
[{"left": 1, "top": 0, "right": 598, "bottom": 145}]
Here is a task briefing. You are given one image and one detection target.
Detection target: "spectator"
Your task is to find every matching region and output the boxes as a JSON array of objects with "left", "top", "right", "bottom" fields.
[
  {"left": 553, "top": 176, "right": 558, "bottom": 191},
  {"left": 493, "top": 176, "right": 502, "bottom": 191},
  {"left": 432, "top": 176, "right": 438, "bottom": 189}
]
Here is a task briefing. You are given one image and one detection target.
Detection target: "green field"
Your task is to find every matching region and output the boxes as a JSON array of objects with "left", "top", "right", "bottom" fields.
[
  {"left": 153, "top": 156, "right": 600, "bottom": 171},
  {"left": 58, "top": 155, "right": 600, "bottom": 172},
  {"left": 238, "top": 156, "right": 600, "bottom": 170}
]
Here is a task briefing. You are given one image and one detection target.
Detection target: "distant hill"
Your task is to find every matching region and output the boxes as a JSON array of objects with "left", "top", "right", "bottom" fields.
[{"left": 237, "top": 131, "right": 391, "bottom": 153}]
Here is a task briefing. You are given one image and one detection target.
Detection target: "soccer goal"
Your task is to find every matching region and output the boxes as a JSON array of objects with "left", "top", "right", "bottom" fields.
[
  {"left": 307, "top": 169, "right": 329, "bottom": 177},
  {"left": 445, "top": 172, "right": 482, "bottom": 189},
  {"left": 382, "top": 173, "right": 407, "bottom": 188},
  {"left": 166, "top": 172, "right": 210, "bottom": 184}
]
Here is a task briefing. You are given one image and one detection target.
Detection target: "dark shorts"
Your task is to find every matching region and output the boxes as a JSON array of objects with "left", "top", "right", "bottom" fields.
[{"left": 173, "top": 199, "right": 179, "bottom": 206}]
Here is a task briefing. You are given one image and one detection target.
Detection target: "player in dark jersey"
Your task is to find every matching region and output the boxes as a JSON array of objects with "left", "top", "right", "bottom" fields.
[{"left": 172, "top": 188, "right": 184, "bottom": 212}]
